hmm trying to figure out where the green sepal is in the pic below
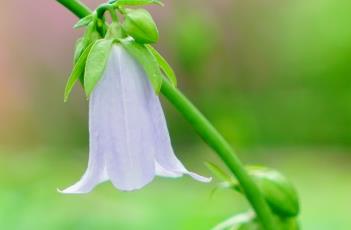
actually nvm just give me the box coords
[64,43,94,102]
[147,45,177,86]
[84,39,114,96]
[73,14,94,29]
[246,166,300,218]
[122,9,159,44]
[120,39,163,93]
[110,0,164,6]
[74,20,101,64]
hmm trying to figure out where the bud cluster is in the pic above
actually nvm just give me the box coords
[64,0,177,102]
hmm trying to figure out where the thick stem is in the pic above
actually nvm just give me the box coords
[56,1,276,229]
[57,0,91,18]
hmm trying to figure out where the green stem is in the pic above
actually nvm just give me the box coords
[161,81,275,229]
[56,1,276,229]
[57,0,91,18]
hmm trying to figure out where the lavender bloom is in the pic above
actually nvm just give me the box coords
[61,45,210,193]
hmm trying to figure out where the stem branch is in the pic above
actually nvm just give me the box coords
[56,1,276,229]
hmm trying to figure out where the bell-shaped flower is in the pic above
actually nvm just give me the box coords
[61,45,210,193]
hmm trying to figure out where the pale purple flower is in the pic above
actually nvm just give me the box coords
[61,45,210,193]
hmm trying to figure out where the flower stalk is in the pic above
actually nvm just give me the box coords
[56,0,276,229]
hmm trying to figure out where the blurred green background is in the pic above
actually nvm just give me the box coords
[0,0,350,229]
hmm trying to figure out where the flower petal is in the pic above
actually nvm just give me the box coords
[146,85,211,183]
[93,46,156,191]
[59,90,109,194]
[155,161,182,178]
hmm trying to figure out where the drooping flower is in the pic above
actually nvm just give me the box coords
[61,45,210,193]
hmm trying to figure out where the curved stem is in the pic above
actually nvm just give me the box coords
[161,81,275,229]
[56,1,276,229]
[96,3,118,22]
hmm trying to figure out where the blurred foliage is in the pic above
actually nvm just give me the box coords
[165,0,351,149]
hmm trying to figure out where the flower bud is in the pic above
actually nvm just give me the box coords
[105,22,124,40]
[122,9,159,44]
[247,166,300,218]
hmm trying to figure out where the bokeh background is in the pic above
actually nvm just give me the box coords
[0,0,350,229]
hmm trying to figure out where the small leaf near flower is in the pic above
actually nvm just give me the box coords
[147,45,177,87]
[73,37,84,64]
[84,39,114,96]
[111,0,164,6]
[74,21,101,64]
[122,9,159,44]
[120,39,163,93]
[64,43,94,102]
[73,14,94,29]
[205,162,233,183]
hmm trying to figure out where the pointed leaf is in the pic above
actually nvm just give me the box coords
[74,14,94,29]
[120,39,163,93]
[74,21,101,64]
[73,37,84,64]
[64,43,94,102]
[84,39,113,96]
[205,162,234,182]
[111,0,164,6]
[147,45,177,86]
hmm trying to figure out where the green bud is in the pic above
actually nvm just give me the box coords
[247,166,300,218]
[122,9,159,44]
[105,22,125,40]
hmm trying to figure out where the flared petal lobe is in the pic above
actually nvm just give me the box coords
[59,90,108,194]
[147,90,211,182]
[61,45,209,194]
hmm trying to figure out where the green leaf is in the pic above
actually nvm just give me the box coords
[120,39,163,93]
[205,162,233,182]
[111,0,164,6]
[84,39,113,96]
[73,38,84,64]
[147,45,177,86]
[122,9,159,44]
[74,14,94,29]
[74,21,101,64]
[64,43,94,102]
